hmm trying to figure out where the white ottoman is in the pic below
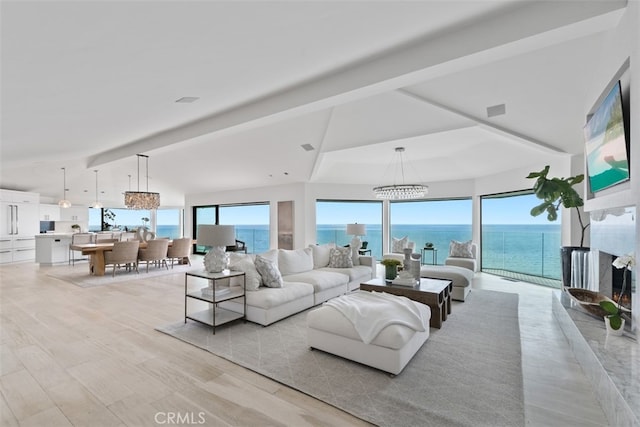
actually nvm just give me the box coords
[306,299,431,375]
[420,265,474,301]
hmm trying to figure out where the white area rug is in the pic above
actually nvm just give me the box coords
[157,289,524,427]
[47,262,202,287]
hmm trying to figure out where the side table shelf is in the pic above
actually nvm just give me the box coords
[185,270,246,334]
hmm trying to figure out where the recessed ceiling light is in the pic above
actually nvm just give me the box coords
[301,143,315,151]
[487,103,506,117]
[175,97,199,103]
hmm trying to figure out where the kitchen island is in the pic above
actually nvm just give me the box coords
[35,234,73,265]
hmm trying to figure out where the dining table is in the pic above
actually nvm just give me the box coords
[69,240,189,276]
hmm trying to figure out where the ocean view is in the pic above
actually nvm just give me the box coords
[116,223,562,281]
[317,223,562,280]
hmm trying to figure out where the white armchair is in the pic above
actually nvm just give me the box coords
[382,237,416,263]
[444,241,478,272]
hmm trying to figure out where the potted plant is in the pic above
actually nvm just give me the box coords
[380,258,402,281]
[141,217,150,229]
[425,242,434,249]
[71,224,81,233]
[599,254,635,335]
[526,165,590,287]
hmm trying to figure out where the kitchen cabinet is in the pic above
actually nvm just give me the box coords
[60,206,89,223]
[0,189,40,263]
[39,204,61,221]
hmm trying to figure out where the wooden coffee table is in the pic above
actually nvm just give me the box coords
[359,277,453,328]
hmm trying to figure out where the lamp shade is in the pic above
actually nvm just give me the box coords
[346,223,366,236]
[197,225,236,247]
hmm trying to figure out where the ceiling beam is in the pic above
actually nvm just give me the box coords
[395,88,566,155]
[88,0,625,168]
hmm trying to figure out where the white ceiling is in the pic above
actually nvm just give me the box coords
[0,0,628,207]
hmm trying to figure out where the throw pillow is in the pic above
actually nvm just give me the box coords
[278,248,314,276]
[254,255,284,288]
[228,253,260,291]
[328,247,353,268]
[310,243,336,268]
[449,240,474,258]
[391,236,408,253]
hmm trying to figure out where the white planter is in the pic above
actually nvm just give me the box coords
[604,316,625,336]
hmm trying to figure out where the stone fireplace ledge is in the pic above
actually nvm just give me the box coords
[553,290,639,427]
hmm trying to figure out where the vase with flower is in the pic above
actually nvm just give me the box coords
[599,253,635,336]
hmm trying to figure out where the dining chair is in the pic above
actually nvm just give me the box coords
[166,237,192,268]
[138,239,170,272]
[95,233,115,243]
[69,233,93,265]
[104,241,140,277]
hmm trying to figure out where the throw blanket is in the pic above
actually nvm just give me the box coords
[324,291,425,344]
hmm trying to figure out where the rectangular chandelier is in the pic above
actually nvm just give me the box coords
[124,191,160,210]
[124,154,160,209]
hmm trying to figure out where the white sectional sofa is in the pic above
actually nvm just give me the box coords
[220,244,375,326]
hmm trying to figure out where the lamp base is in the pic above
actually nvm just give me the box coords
[203,246,229,273]
[350,236,361,264]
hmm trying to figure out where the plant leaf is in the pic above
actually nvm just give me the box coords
[599,300,618,315]
[608,315,622,330]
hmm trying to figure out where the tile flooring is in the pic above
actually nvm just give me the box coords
[0,260,609,426]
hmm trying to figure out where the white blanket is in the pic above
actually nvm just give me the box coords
[324,291,425,344]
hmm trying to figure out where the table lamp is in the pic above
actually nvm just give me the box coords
[198,225,236,273]
[346,223,366,264]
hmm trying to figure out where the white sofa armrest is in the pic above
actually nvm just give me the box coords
[357,255,376,279]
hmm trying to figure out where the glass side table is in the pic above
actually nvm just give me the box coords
[421,248,438,265]
[185,270,246,334]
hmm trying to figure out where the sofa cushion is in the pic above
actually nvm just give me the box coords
[328,247,353,268]
[278,248,313,276]
[319,265,372,282]
[282,270,348,293]
[246,281,314,309]
[392,236,408,253]
[228,252,260,291]
[259,248,279,265]
[255,255,284,288]
[449,240,474,258]
[310,243,336,268]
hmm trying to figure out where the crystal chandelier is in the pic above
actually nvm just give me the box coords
[124,154,160,209]
[373,147,428,200]
[91,170,103,209]
[58,167,71,208]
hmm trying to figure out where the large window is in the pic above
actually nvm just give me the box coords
[481,191,561,286]
[157,209,182,239]
[316,200,383,259]
[390,199,472,265]
[88,208,152,232]
[193,203,269,254]
[219,204,269,254]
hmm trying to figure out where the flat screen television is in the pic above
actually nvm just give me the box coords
[583,81,630,193]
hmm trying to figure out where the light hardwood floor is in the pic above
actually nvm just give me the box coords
[1,260,609,426]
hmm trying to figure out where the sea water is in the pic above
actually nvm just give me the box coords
[147,223,563,280]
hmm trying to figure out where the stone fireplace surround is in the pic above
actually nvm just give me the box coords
[553,206,638,426]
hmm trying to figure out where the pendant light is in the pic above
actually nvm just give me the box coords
[91,170,103,209]
[58,167,71,208]
[373,147,428,199]
[124,154,160,209]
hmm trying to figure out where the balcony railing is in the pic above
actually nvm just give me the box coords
[482,230,561,287]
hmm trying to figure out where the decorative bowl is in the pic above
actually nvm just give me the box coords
[565,288,630,319]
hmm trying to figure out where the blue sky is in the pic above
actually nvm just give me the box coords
[316,194,558,225]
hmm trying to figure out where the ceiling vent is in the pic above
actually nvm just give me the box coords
[486,103,506,118]
[300,144,315,151]
[175,97,199,103]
